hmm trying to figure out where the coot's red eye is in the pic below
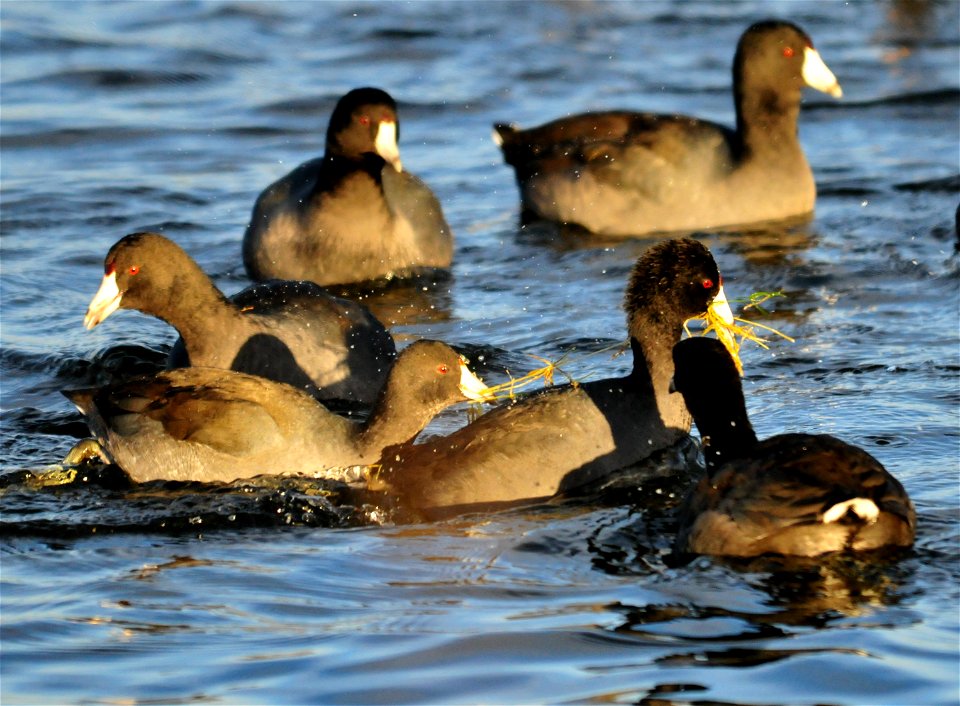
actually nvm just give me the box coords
[129,265,140,275]
[358,115,371,126]
[701,278,714,289]
[782,46,795,58]
[437,364,449,374]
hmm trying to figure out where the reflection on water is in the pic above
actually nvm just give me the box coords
[708,219,817,267]
[128,554,222,581]
[882,0,946,44]
[327,271,455,330]
[744,553,917,623]
[1,0,958,703]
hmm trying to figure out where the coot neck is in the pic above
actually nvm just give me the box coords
[693,400,758,472]
[733,75,805,161]
[323,152,386,183]
[149,257,234,361]
[627,310,690,430]
[356,378,445,456]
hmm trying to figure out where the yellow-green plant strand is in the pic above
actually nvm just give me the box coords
[477,293,792,401]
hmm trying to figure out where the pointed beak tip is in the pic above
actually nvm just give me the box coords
[463,386,496,403]
[83,304,107,330]
[375,120,403,172]
[802,46,842,99]
[84,272,122,330]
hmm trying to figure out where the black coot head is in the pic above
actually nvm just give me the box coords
[84,232,188,328]
[735,20,842,98]
[326,87,401,164]
[380,340,489,412]
[623,238,724,326]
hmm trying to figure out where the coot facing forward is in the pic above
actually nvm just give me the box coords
[244,87,453,286]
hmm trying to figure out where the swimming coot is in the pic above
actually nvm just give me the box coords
[494,20,842,236]
[65,340,491,484]
[85,231,396,405]
[373,238,735,515]
[670,337,915,557]
[243,87,453,286]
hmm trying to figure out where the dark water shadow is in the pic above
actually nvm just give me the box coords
[0,465,373,538]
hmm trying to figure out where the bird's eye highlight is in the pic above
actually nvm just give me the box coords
[358,115,371,126]
[437,364,449,374]
[129,265,140,275]
[782,46,795,58]
[701,278,714,289]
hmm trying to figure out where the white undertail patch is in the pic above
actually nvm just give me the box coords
[822,497,879,524]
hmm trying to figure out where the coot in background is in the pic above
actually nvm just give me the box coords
[85,232,396,405]
[243,87,454,286]
[495,20,842,235]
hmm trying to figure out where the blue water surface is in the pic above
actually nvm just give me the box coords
[1,1,958,704]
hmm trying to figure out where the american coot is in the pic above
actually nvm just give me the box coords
[494,20,843,236]
[85,232,396,405]
[670,337,915,557]
[65,340,491,484]
[243,87,453,286]
[373,238,735,515]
